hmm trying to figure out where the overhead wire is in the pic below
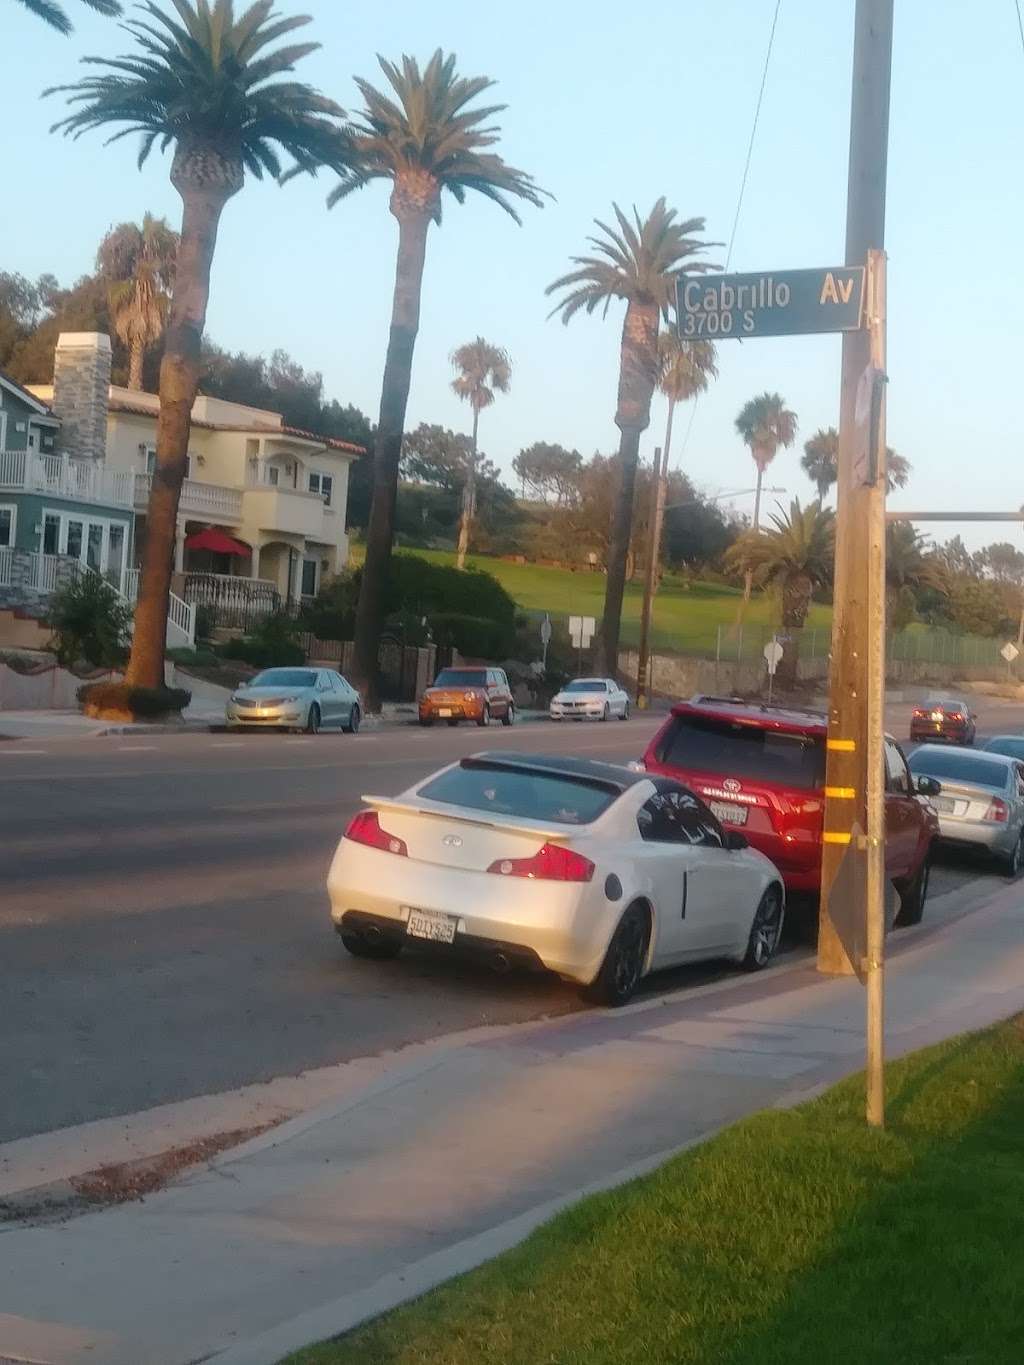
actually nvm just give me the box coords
[672,0,782,472]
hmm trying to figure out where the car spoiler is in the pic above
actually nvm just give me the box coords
[360,794,575,841]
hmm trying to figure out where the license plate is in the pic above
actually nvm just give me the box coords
[709,801,748,826]
[438,708,452,717]
[931,795,955,812]
[405,908,458,944]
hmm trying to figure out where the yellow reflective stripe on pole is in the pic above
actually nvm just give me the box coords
[825,786,857,799]
[827,738,857,752]
[823,831,853,845]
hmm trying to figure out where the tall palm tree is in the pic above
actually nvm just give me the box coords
[48,0,349,695]
[450,337,511,570]
[330,51,546,705]
[801,426,838,502]
[15,0,119,35]
[735,392,798,530]
[727,498,835,690]
[96,213,178,390]
[801,426,911,501]
[657,332,717,472]
[547,200,717,675]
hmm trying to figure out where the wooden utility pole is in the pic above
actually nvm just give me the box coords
[636,447,665,707]
[817,0,894,1130]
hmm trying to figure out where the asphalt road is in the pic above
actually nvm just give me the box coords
[3,694,1021,1145]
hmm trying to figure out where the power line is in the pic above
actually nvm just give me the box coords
[1015,0,1024,56]
[673,0,782,470]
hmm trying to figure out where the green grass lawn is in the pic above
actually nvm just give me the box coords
[350,546,832,657]
[290,1015,1024,1365]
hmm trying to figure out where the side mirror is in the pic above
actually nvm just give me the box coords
[916,775,941,797]
[970,712,979,721]
[725,830,749,852]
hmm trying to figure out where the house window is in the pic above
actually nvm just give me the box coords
[267,465,280,487]
[43,514,60,555]
[146,447,191,477]
[0,505,14,547]
[301,558,318,597]
[308,472,333,506]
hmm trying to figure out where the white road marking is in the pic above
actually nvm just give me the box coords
[116,745,158,752]
[0,748,47,755]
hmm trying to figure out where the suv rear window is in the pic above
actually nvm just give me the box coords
[434,669,487,687]
[417,763,615,825]
[656,713,825,790]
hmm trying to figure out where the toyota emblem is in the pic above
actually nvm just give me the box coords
[442,834,463,848]
[723,778,742,793]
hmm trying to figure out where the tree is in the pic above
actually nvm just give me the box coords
[96,214,178,390]
[657,332,717,470]
[735,392,798,531]
[800,426,911,501]
[332,50,546,707]
[49,0,350,694]
[400,422,473,490]
[886,521,941,629]
[450,337,511,569]
[512,442,582,504]
[547,199,717,674]
[15,0,119,35]
[801,426,838,501]
[727,498,835,689]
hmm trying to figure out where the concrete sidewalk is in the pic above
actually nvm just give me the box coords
[2,886,1023,1365]
[0,706,221,739]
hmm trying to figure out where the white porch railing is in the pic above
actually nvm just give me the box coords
[0,450,134,508]
[0,545,12,587]
[122,567,195,649]
[134,472,243,522]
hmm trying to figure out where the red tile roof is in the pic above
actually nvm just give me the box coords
[106,395,365,455]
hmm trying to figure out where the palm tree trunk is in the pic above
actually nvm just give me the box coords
[656,398,676,592]
[125,167,237,691]
[742,464,765,606]
[353,208,431,707]
[601,300,658,676]
[128,337,145,391]
[455,406,479,570]
[776,571,811,691]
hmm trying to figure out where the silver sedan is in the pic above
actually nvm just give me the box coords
[908,744,1024,875]
[550,677,631,722]
[225,667,362,735]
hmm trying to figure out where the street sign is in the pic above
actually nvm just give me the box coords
[540,614,552,646]
[677,266,866,341]
[569,615,595,649]
[1001,642,1019,663]
[763,639,784,676]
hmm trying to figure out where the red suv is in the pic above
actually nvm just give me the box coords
[643,697,938,925]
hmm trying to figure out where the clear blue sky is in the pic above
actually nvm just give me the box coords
[3,0,1021,549]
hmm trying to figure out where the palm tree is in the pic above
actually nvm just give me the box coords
[735,392,798,530]
[801,427,911,501]
[96,214,178,390]
[450,337,511,570]
[801,426,838,502]
[48,0,349,694]
[886,519,941,629]
[547,200,717,675]
[331,51,546,706]
[727,498,835,690]
[657,332,717,473]
[16,0,119,35]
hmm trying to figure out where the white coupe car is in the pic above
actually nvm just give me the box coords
[550,677,631,721]
[328,753,785,1006]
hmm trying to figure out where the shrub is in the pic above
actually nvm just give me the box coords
[428,612,516,661]
[193,603,216,643]
[77,681,192,719]
[47,571,133,669]
[222,611,304,667]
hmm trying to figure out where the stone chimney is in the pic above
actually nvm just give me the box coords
[52,332,112,463]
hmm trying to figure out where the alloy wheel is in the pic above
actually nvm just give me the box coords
[751,890,783,966]
[611,913,645,999]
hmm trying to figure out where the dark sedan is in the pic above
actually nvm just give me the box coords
[909,697,977,746]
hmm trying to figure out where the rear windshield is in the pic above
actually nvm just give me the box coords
[984,738,1024,760]
[908,750,1010,788]
[249,669,316,688]
[417,763,616,825]
[434,670,487,687]
[656,714,825,791]
[565,680,606,693]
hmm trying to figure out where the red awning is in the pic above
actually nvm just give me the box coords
[185,528,251,557]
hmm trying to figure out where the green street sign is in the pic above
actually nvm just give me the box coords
[676,266,866,340]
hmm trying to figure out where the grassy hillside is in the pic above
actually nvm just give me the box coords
[349,545,832,657]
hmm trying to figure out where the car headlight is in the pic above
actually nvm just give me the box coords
[281,695,300,703]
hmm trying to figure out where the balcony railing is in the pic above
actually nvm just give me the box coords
[183,572,280,632]
[134,472,243,523]
[0,450,134,508]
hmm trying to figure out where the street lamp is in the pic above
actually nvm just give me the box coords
[634,486,786,707]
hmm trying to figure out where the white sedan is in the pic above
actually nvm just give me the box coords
[550,677,631,722]
[328,753,785,1006]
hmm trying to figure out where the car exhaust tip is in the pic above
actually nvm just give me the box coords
[364,924,384,945]
[492,951,512,974]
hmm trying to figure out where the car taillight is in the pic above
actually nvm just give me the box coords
[487,843,595,882]
[344,809,408,855]
[984,798,1010,824]
[464,691,478,701]
[913,708,927,718]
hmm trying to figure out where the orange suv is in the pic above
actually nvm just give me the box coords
[418,666,515,728]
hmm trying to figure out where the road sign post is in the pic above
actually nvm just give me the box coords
[540,613,552,669]
[763,637,784,702]
[569,615,595,675]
